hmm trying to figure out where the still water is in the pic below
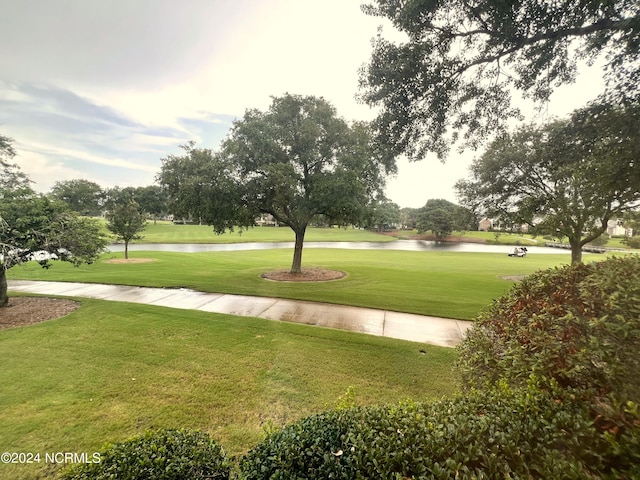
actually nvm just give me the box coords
[108,240,570,255]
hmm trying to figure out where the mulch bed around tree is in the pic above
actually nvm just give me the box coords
[0,297,80,329]
[261,268,346,282]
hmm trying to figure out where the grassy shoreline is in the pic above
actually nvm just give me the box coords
[127,223,397,244]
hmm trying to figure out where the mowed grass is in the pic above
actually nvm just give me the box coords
[133,222,396,244]
[0,298,457,480]
[8,249,576,320]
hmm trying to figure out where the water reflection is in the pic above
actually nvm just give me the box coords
[108,240,571,255]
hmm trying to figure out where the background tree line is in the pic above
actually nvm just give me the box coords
[48,180,168,223]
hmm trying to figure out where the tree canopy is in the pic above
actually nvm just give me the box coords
[358,0,640,159]
[158,94,395,273]
[367,198,401,232]
[49,179,105,216]
[0,136,107,306]
[0,133,16,168]
[106,199,147,259]
[416,199,474,240]
[105,185,168,223]
[0,133,31,194]
[455,100,640,263]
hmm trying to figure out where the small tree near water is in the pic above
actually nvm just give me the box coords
[106,200,146,259]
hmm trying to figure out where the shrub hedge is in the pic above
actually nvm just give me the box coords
[240,379,613,479]
[59,429,230,480]
[457,256,640,401]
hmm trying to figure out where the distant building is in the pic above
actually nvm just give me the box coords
[255,214,278,227]
[606,219,633,237]
[478,217,529,233]
[478,217,493,231]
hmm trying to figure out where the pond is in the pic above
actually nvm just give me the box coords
[108,240,571,255]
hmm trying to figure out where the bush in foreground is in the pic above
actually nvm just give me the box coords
[240,379,612,479]
[456,255,640,475]
[60,429,230,480]
[457,256,640,406]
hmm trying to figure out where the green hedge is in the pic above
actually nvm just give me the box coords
[60,429,230,480]
[240,379,614,479]
[457,256,640,397]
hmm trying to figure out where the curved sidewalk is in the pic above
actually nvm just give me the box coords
[8,280,473,348]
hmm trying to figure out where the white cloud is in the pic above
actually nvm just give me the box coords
[14,150,95,193]
[0,0,611,206]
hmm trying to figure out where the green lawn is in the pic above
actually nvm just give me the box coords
[128,222,396,244]
[0,298,457,480]
[453,230,540,245]
[5,247,627,479]
[8,249,577,320]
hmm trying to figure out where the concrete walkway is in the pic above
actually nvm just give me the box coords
[8,280,473,348]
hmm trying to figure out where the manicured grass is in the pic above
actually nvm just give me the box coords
[602,236,634,249]
[0,298,457,480]
[453,230,540,245]
[8,249,577,320]
[395,229,540,246]
[133,222,396,244]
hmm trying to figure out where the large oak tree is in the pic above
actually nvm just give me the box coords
[358,0,640,159]
[158,94,395,273]
[455,100,640,263]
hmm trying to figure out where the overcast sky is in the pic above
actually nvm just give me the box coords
[0,0,606,208]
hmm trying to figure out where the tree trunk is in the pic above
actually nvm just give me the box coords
[569,238,583,264]
[0,267,8,307]
[290,228,306,274]
[125,241,129,260]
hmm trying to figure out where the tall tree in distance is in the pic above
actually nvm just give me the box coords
[358,0,640,159]
[0,133,16,169]
[367,198,401,232]
[104,185,167,224]
[50,179,105,216]
[134,185,167,224]
[416,199,472,241]
[106,200,147,259]
[456,100,640,264]
[399,207,420,230]
[158,94,395,273]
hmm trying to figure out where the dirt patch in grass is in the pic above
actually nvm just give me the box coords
[500,275,527,281]
[104,258,157,264]
[0,297,80,329]
[261,268,346,282]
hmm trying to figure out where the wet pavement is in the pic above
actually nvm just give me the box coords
[9,280,473,348]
